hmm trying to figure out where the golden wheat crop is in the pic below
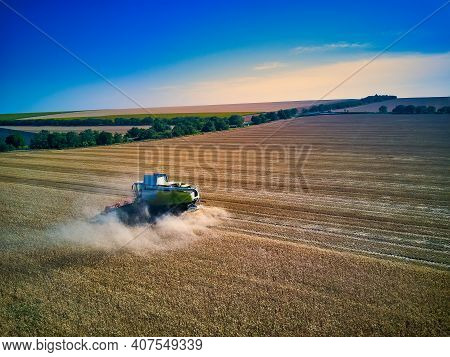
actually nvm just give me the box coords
[0,114,449,336]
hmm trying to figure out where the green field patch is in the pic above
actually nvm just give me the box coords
[28,112,255,121]
[0,111,76,122]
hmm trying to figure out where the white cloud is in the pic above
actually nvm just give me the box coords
[293,42,369,54]
[252,61,286,71]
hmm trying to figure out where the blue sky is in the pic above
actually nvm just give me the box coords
[0,0,449,113]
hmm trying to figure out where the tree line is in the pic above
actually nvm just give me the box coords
[0,114,244,127]
[1,115,245,151]
[128,115,244,141]
[0,134,26,152]
[29,129,126,149]
[250,108,298,124]
[249,95,398,123]
[388,105,450,114]
[301,95,397,114]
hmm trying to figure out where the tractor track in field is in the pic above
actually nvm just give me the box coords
[0,174,128,198]
[217,226,450,270]
[225,211,450,249]
[205,195,450,231]
[223,217,449,264]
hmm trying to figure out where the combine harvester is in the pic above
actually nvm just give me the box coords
[103,173,200,225]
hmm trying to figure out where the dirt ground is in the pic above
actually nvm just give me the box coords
[0,114,449,336]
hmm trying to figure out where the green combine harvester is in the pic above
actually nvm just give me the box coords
[103,173,200,224]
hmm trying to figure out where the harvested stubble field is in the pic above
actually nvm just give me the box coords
[0,114,449,336]
[20,99,340,120]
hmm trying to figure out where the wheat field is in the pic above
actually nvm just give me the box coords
[0,114,449,336]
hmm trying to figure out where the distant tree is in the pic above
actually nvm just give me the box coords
[181,123,197,135]
[277,109,288,119]
[228,115,244,127]
[0,138,14,152]
[251,115,261,125]
[172,125,186,137]
[317,104,328,112]
[127,127,142,138]
[5,134,25,148]
[66,131,80,147]
[266,112,278,121]
[392,105,405,114]
[202,120,216,132]
[404,105,415,114]
[288,108,298,117]
[48,132,68,149]
[256,114,268,123]
[437,106,450,114]
[30,130,50,149]
[141,117,154,125]
[157,130,173,139]
[414,106,427,114]
[127,127,153,141]
[79,129,97,146]
[152,118,170,132]
[113,132,124,143]
[96,131,113,145]
[393,105,416,114]
[426,106,436,114]
[142,128,158,140]
[213,117,229,131]
[378,105,387,113]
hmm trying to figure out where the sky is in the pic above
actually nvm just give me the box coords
[0,0,449,113]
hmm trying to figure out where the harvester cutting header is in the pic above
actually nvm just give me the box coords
[103,173,200,224]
